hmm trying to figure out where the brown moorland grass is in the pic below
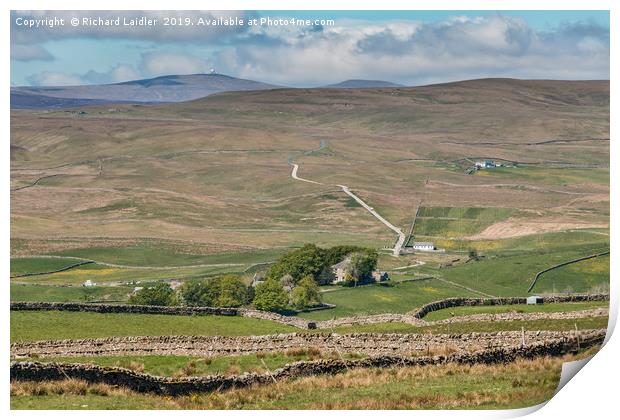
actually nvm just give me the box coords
[11,348,599,410]
[11,80,609,263]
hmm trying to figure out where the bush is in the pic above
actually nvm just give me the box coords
[253,279,289,312]
[179,275,251,307]
[129,282,177,306]
[266,244,325,283]
[290,275,322,309]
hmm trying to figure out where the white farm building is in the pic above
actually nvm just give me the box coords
[412,242,435,252]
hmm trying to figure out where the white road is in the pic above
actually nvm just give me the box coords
[289,141,406,257]
[290,163,323,185]
[338,185,406,257]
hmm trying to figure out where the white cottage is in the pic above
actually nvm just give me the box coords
[412,242,435,252]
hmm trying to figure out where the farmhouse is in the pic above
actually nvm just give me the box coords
[372,270,389,282]
[251,273,265,288]
[331,258,351,283]
[475,159,496,169]
[412,242,435,252]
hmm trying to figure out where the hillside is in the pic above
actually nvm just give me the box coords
[10,78,609,293]
[10,73,281,108]
[325,79,404,88]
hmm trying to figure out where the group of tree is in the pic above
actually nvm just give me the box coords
[179,275,253,307]
[128,243,378,312]
[127,272,322,313]
[129,282,178,306]
[266,243,378,286]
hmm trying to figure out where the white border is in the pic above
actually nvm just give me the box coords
[3,1,616,419]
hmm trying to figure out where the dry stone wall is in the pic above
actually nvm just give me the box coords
[430,308,609,325]
[10,293,609,330]
[10,330,605,396]
[11,330,604,358]
[410,294,609,319]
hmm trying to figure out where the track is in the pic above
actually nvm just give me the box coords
[338,185,406,256]
[290,163,323,185]
[289,140,406,256]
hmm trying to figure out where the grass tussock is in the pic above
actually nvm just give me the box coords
[11,350,598,410]
[11,379,129,398]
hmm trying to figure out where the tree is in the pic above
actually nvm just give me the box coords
[179,279,217,306]
[350,251,378,281]
[215,275,252,307]
[468,249,479,261]
[290,275,322,309]
[316,265,335,286]
[280,274,295,291]
[266,244,326,283]
[253,279,289,312]
[179,275,250,307]
[323,245,369,266]
[341,250,378,287]
[129,282,177,306]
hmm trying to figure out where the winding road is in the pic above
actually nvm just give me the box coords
[290,163,323,185]
[289,141,406,256]
[338,185,406,257]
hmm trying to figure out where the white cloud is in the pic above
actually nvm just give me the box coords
[17,14,610,87]
[26,71,83,86]
[213,15,609,86]
[11,10,255,44]
[11,44,53,61]
[138,52,210,77]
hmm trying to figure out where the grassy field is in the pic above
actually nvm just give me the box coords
[10,311,297,343]
[10,284,134,303]
[11,80,609,280]
[330,317,608,335]
[10,262,243,286]
[440,245,610,296]
[410,206,515,239]
[532,254,610,294]
[11,310,607,342]
[11,350,598,409]
[21,350,344,378]
[298,279,482,320]
[10,257,85,276]
[422,301,608,321]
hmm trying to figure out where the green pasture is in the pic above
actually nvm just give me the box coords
[422,301,607,322]
[440,248,608,297]
[10,284,134,303]
[10,311,297,343]
[532,254,610,294]
[297,279,483,321]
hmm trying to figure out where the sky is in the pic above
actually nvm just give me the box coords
[10,10,610,87]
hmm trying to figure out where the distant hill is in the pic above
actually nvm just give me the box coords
[325,79,404,88]
[10,91,139,109]
[11,74,282,109]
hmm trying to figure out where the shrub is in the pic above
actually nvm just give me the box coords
[128,282,177,306]
[253,279,289,312]
[266,244,325,282]
[179,275,251,307]
[290,275,322,309]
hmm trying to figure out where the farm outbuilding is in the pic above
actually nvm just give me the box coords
[412,242,435,251]
[527,296,544,305]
